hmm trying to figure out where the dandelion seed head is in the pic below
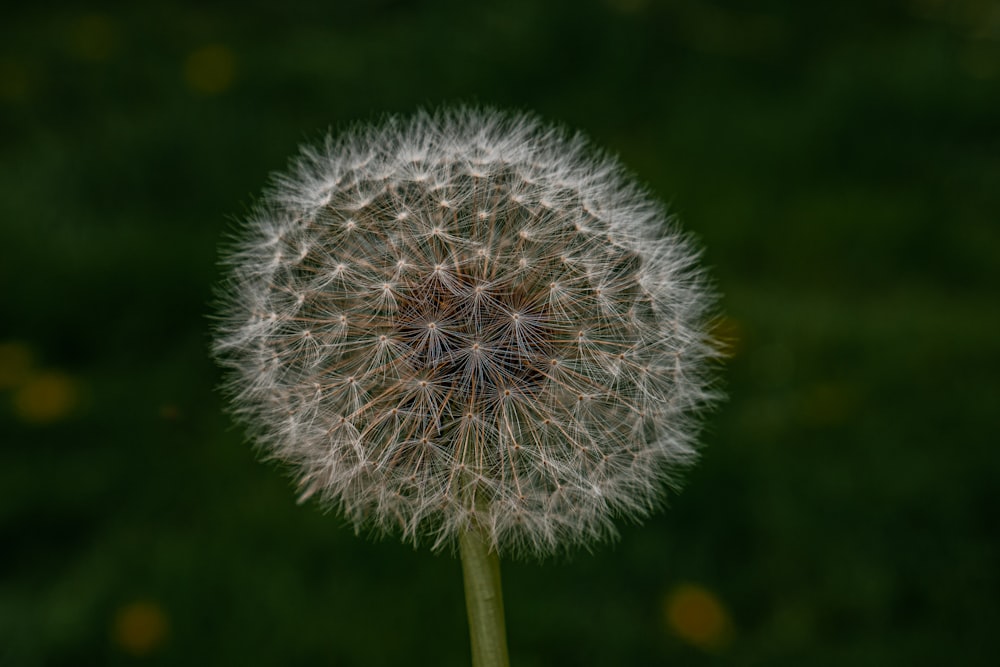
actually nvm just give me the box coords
[213,107,721,558]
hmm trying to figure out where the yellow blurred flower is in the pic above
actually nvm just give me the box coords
[0,59,30,103]
[112,600,170,656]
[13,371,79,423]
[184,45,235,94]
[664,583,733,650]
[67,14,118,62]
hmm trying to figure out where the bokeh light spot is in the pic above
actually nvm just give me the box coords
[184,45,235,94]
[159,403,181,421]
[664,583,732,650]
[0,341,33,389]
[962,43,1000,79]
[13,372,78,423]
[67,14,118,62]
[112,601,169,656]
[0,59,30,103]
[803,382,857,426]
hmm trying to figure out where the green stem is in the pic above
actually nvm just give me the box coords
[459,529,511,667]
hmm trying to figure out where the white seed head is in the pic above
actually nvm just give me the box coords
[213,107,721,558]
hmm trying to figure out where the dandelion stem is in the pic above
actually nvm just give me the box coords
[459,529,510,667]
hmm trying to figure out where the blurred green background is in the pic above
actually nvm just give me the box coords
[2,1,998,665]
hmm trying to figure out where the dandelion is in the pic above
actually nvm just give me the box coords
[213,107,720,666]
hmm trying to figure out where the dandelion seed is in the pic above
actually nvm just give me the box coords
[213,107,721,560]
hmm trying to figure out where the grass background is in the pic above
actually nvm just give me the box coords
[2,1,998,665]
